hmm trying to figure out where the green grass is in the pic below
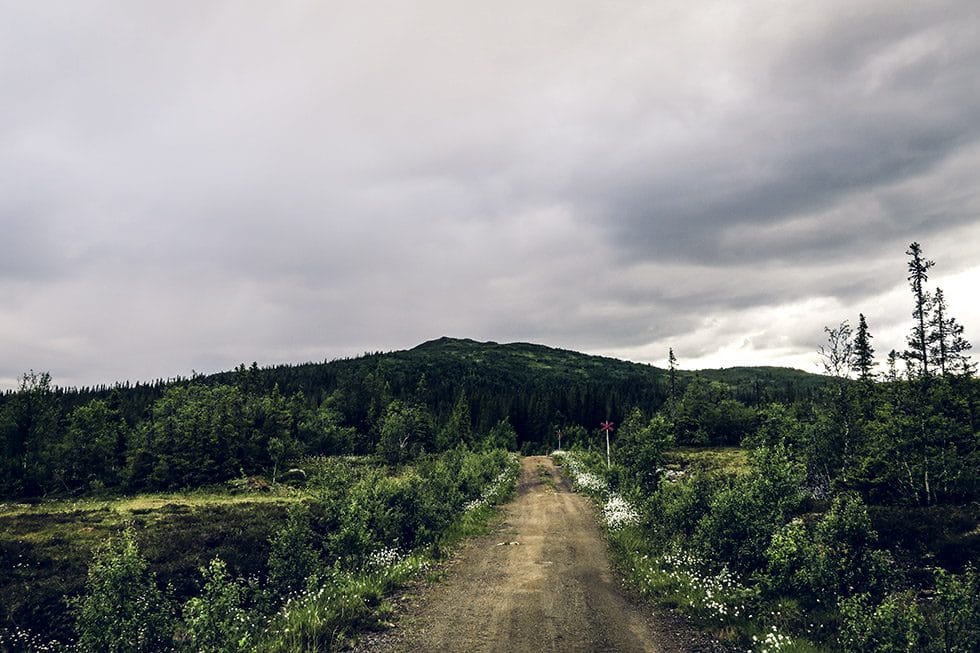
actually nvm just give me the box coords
[0,491,299,519]
[536,463,557,491]
[666,446,750,475]
[0,493,293,644]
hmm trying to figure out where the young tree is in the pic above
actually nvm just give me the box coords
[851,314,876,382]
[673,377,742,445]
[1,371,61,495]
[59,399,126,491]
[485,418,518,451]
[297,394,356,455]
[819,321,854,378]
[182,558,255,653]
[885,349,901,383]
[668,348,678,407]
[905,242,935,377]
[615,408,673,492]
[377,400,434,464]
[439,392,473,450]
[267,505,319,597]
[929,288,974,377]
[73,529,175,652]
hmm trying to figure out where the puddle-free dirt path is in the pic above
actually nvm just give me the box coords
[357,455,713,652]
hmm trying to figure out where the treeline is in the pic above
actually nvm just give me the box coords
[608,241,980,506]
[798,241,979,504]
[0,373,514,497]
[0,337,824,498]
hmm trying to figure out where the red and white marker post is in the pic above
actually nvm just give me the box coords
[600,421,615,468]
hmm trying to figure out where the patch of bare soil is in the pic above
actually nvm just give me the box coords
[355,456,723,652]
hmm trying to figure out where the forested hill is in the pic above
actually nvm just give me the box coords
[0,336,834,497]
[165,337,826,428]
[2,336,828,451]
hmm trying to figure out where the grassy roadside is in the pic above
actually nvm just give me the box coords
[256,454,522,651]
[1,452,522,652]
[552,449,825,653]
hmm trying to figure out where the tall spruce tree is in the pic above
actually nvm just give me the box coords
[851,313,876,381]
[905,242,935,377]
[930,288,952,376]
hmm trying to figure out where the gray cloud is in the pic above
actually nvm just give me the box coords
[2,1,979,388]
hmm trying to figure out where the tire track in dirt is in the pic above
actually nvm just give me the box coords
[357,455,716,652]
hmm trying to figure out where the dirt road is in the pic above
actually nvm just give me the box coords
[357,455,716,653]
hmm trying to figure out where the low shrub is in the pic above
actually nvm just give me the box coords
[267,504,320,596]
[839,591,927,653]
[766,493,895,606]
[181,557,258,652]
[72,529,175,653]
[932,566,979,653]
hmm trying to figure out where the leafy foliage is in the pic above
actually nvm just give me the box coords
[73,529,175,653]
[181,558,256,653]
[614,409,673,493]
[839,591,928,653]
[266,505,319,597]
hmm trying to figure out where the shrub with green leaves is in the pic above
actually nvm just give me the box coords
[73,528,175,653]
[839,591,927,653]
[765,517,814,596]
[932,566,979,653]
[643,471,716,543]
[693,445,804,573]
[267,505,320,597]
[766,493,894,605]
[614,409,673,494]
[181,557,256,653]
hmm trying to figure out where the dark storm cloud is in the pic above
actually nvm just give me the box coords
[1,1,979,387]
[568,2,980,265]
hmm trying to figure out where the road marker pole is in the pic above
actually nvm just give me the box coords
[600,421,615,468]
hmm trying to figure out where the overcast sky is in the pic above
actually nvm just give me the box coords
[3,1,980,390]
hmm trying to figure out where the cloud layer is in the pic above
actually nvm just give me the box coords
[2,1,979,388]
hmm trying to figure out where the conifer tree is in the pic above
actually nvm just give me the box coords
[851,314,876,382]
[928,288,974,377]
[885,349,900,383]
[904,242,935,377]
[441,392,473,449]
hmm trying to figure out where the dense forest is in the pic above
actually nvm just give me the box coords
[0,335,825,498]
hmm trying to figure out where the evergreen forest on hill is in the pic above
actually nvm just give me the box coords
[0,334,826,497]
[0,242,977,652]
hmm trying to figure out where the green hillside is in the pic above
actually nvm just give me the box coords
[0,336,831,498]
[200,336,828,441]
